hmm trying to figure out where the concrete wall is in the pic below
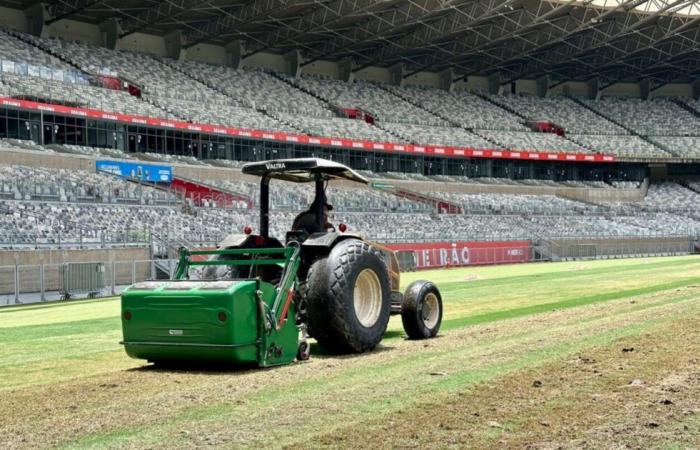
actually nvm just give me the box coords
[0,146,647,203]
[453,75,489,92]
[404,71,441,89]
[650,83,694,99]
[186,43,227,65]
[0,6,27,32]
[601,82,641,98]
[117,32,167,56]
[354,66,392,84]
[302,60,340,79]
[550,81,590,97]
[515,79,538,96]
[46,19,101,46]
[242,51,287,73]
[378,178,646,203]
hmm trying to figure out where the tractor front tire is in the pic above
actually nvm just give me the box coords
[401,280,443,339]
[304,239,391,353]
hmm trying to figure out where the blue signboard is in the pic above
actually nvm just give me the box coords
[96,160,173,183]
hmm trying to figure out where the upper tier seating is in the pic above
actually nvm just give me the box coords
[0,29,698,159]
[0,29,73,70]
[487,94,628,135]
[478,130,589,153]
[31,37,229,103]
[145,96,298,133]
[385,85,528,131]
[380,122,497,149]
[568,134,669,157]
[648,136,700,157]
[2,73,174,118]
[271,113,401,142]
[288,75,446,125]
[581,97,700,136]
[173,60,333,117]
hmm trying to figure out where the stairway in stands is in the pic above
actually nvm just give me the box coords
[373,83,453,126]
[670,98,700,119]
[373,184,462,214]
[374,83,504,149]
[268,71,333,110]
[567,96,677,157]
[7,30,83,73]
[170,177,253,208]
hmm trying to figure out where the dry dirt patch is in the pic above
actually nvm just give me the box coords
[305,313,700,449]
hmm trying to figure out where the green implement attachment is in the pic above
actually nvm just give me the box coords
[121,246,302,367]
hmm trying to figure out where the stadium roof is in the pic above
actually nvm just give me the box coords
[4,0,700,85]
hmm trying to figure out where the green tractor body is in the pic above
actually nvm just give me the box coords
[120,158,443,368]
[121,247,301,367]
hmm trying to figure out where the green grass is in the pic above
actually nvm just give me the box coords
[1,255,699,449]
[0,255,698,391]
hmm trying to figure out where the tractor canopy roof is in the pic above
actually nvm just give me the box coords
[242,158,368,184]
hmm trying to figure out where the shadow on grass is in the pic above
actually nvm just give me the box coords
[125,340,399,373]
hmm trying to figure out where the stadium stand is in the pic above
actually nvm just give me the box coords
[581,97,700,136]
[173,60,333,117]
[270,112,400,142]
[286,75,447,125]
[477,130,587,153]
[0,29,699,159]
[484,93,627,135]
[0,155,696,249]
[379,122,496,149]
[0,165,178,205]
[385,85,528,131]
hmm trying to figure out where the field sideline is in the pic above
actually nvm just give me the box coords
[1,255,699,449]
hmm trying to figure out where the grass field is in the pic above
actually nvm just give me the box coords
[1,255,699,449]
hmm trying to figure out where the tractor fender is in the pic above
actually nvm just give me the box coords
[217,234,283,249]
[301,233,399,292]
[300,231,363,248]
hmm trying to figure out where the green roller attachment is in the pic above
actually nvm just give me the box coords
[121,245,302,367]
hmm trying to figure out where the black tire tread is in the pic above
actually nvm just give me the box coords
[304,239,391,353]
[401,280,442,339]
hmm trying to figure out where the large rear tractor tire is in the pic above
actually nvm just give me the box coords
[304,239,391,353]
[401,280,443,339]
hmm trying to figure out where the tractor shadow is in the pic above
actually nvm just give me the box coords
[128,362,261,374]
[125,331,408,373]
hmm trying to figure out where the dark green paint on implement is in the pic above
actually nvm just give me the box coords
[121,246,302,367]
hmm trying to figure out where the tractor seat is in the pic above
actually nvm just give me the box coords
[285,230,309,244]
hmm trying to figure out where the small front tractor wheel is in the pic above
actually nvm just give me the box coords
[304,239,391,353]
[296,341,310,361]
[401,280,443,339]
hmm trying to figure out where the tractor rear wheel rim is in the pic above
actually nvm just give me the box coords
[422,293,439,329]
[353,268,382,328]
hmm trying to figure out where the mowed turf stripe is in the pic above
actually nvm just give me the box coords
[439,276,700,331]
[62,295,699,449]
[4,276,696,345]
[0,296,115,314]
[0,316,119,343]
[429,257,700,290]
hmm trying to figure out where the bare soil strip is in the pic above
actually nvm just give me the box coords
[303,299,700,449]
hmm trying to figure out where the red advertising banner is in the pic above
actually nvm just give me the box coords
[385,240,532,269]
[0,96,615,163]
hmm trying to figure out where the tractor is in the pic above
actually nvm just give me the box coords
[120,158,442,367]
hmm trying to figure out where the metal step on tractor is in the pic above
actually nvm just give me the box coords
[120,158,443,367]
